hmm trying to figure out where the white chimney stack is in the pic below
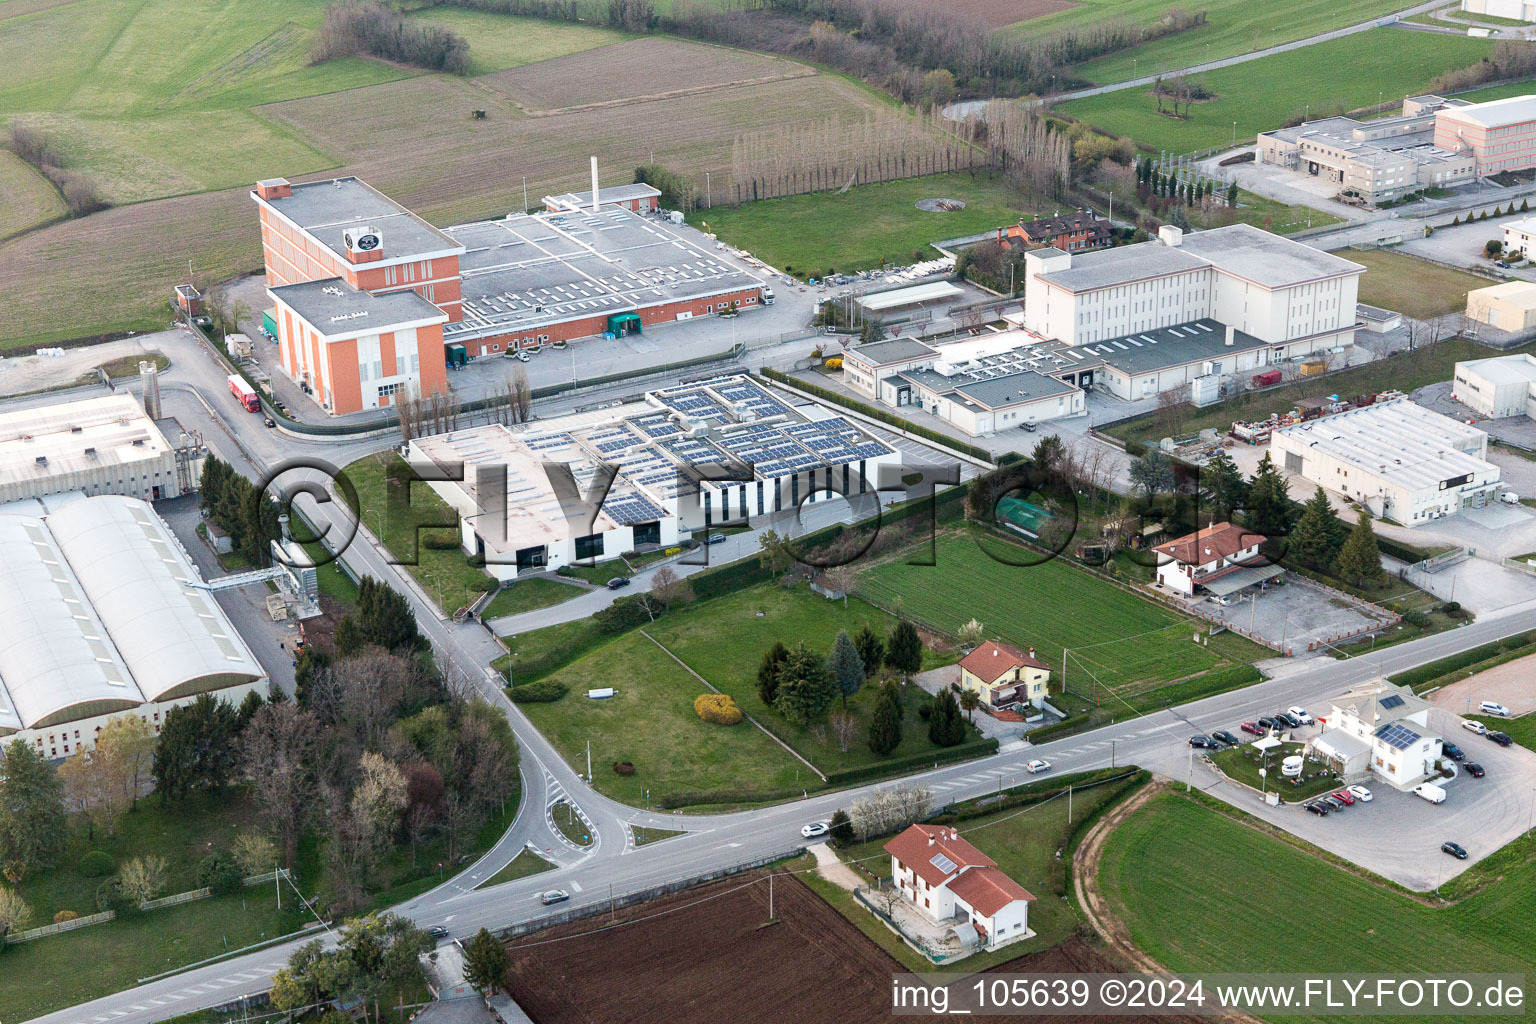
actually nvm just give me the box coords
[1225,324,1235,347]
[590,156,600,214]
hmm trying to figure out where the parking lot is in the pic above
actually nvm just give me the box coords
[1194,574,1394,655]
[1202,706,1536,891]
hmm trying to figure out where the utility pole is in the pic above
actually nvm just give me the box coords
[1187,746,1193,793]
[522,176,527,214]
[1068,785,1073,824]
[586,740,592,783]
[1111,739,1116,768]
[706,171,711,210]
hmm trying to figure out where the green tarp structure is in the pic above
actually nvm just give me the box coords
[608,313,642,336]
[996,495,1053,536]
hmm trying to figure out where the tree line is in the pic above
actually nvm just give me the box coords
[314,1,472,74]
[5,125,108,218]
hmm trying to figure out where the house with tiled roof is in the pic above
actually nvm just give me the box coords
[1152,521,1279,599]
[957,641,1051,711]
[1000,210,1111,253]
[1310,679,1442,787]
[884,824,1035,951]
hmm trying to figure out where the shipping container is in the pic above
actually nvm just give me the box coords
[1251,369,1282,388]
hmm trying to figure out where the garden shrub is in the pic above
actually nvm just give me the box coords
[613,761,635,776]
[508,680,569,703]
[53,910,79,924]
[196,852,243,896]
[78,851,114,878]
[694,693,743,725]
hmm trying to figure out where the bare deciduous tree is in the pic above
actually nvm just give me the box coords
[829,708,857,753]
[238,703,319,869]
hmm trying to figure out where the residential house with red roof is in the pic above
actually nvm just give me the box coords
[884,824,1035,951]
[958,641,1051,711]
[1151,521,1280,600]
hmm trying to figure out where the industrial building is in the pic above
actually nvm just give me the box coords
[1453,351,1536,416]
[1021,225,1364,374]
[0,394,203,505]
[1270,399,1502,525]
[0,494,267,758]
[252,173,764,416]
[1465,280,1536,334]
[410,374,900,580]
[543,182,660,214]
[1257,94,1536,204]
[1463,0,1536,20]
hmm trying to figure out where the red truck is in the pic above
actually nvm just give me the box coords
[227,373,260,412]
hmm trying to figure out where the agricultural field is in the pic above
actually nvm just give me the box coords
[1350,247,1494,320]
[856,530,1261,696]
[1057,30,1493,152]
[690,172,1033,277]
[1098,791,1536,1017]
[482,36,808,112]
[951,0,1081,28]
[0,148,65,240]
[1454,80,1536,104]
[401,5,630,76]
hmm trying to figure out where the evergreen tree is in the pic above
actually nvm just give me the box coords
[0,739,67,873]
[1129,449,1176,501]
[237,689,265,731]
[773,643,838,726]
[757,641,789,706]
[1290,486,1346,569]
[1031,433,1067,472]
[927,690,966,747]
[153,694,239,802]
[828,809,855,844]
[852,625,884,676]
[336,577,427,657]
[829,631,865,708]
[461,927,512,996]
[885,621,923,682]
[867,684,903,755]
[1244,452,1296,540]
[1336,508,1387,588]
[1198,451,1249,522]
[881,679,905,722]
[1226,182,1238,207]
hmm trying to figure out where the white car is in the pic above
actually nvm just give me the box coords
[800,821,829,839]
[1464,719,1488,736]
[1480,701,1511,718]
[1025,759,1052,774]
[1287,706,1315,725]
[1346,785,1373,803]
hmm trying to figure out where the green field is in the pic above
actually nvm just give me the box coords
[477,850,556,889]
[856,530,1260,696]
[1099,792,1536,1021]
[338,451,493,616]
[483,576,584,619]
[1352,248,1498,320]
[1028,0,1420,86]
[690,172,1035,277]
[1453,80,1536,104]
[0,148,66,240]
[1468,713,1536,750]
[1058,30,1493,152]
[403,6,630,76]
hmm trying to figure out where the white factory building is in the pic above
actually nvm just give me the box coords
[1453,352,1536,418]
[1270,399,1502,525]
[411,374,901,580]
[0,394,202,505]
[1021,224,1364,370]
[0,494,267,758]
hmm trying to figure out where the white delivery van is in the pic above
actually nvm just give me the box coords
[1414,782,1447,804]
[761,285,775,306]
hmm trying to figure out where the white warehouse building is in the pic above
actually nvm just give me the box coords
[0,494,267,759]
[1452,352,1536,419]
[1270,399,1502,526]
[1022,224,1365,368]
[0,394,202,505]
[411,374,901,581]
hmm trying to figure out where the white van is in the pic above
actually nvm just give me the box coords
[761,285,775,306]
[1414,782,1447,804]
[1480,701,1511,717]
[1501,492,1520,506]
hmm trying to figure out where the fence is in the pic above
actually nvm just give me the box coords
[9,869,291,943]
[1413,546,1470,574]
[11,909,115,942]
[852,886,964,964]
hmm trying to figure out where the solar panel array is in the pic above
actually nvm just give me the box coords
[1378,694,1405,710]
[929,852,957,875]
[603,490,667,526]
[631,412,683,439]
[1374,723,1421,750]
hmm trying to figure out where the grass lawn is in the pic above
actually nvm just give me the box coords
[1351,248,1498,320]
[516,630,815,806]
[1008,0,1418,85]
[1209,741,1342,801]
[402,8,631,76]
[1098,791,1536,1016]
[288,514,361,606]
[856,529,1262,695]
[556,561,628,585]
[477,851,556,889]
[0,149,66,241]
[1454,79,1536,104]
[338,451,493,615]
[483,577,583,619]
[1230,188,1343,235]
[549,801,594,847]
[632,826,685,847]
[690,172,1041,277]
[1058,30,1493,152]
[0,893,304,1024]
[1104,339,1527,449]
[495,616,606,681]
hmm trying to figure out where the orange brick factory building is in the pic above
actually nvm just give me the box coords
[252,176,764,415]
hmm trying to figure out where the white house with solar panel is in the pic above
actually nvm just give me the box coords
[409,374,901,581]
[0,494,268,759]
[1311,680,1443,788]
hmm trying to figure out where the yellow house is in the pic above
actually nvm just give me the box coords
[958,641,1051,710]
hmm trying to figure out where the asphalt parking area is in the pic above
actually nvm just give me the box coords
[1202,708,1536,891]
[1193,575,1391,654]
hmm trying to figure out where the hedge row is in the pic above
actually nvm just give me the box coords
[507,680,569,703]
[932,765,1141,824]
[821,736,999,787]
[1376,537,1438,565]
[760,368,995,463]
[1389,630,1536,690]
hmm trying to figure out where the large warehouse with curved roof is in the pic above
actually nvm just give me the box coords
[0,494,266,758]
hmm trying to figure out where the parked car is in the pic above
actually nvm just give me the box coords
[1497,260,1511,268]
[1332,789,1355,806]
[1464,720,1488,736]
[1487,731,1514,747]
[540,889,570,905]
[707,533,728,545]
[1306,801,1331,816]
[606,577,631,590]
[1025,759,1052,774]
[1347,785,1373,802]
[1189,735,1220,749]
[801,821,829,839]
[1274,712,1302,729]
[1480,701,1511,718]
[1322,795,1346,812]
[1442,742,1466,761]
[1442,841,1469,860]
[263,416,276,428]
[1213,730,1240,746]
[1464,762,1486,778]
[427,925,450,940]
[1256,717,1278,731]
[1240,721,1265,736]
[1021,421,1038,432]
[1286,706,1315,725]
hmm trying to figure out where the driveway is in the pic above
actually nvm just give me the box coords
[1193,574,1394,655]
[910,665,1029,743]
